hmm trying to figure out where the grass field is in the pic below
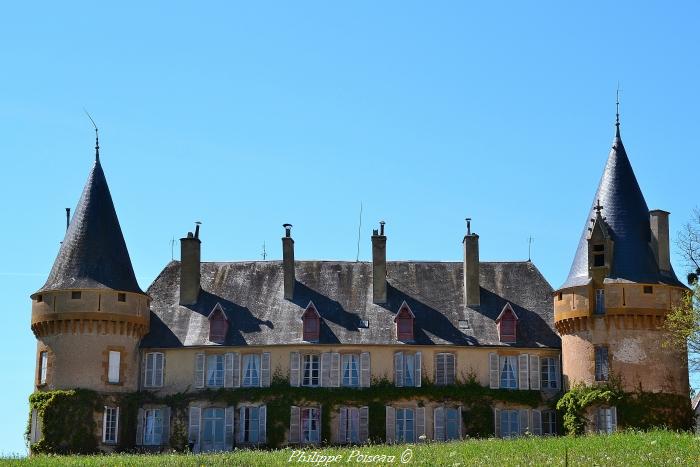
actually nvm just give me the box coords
[4,430,700,466]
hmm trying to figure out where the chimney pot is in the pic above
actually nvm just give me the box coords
[283,223,293,238]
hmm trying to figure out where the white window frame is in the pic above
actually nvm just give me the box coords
[499,409,519,438]
[540,357,557,389]
[143,408,163,445]
[302,354,320,387]
[395,408,415,443]
[301,407,320,443]
[108,351,121,384]
[144,352,164,388]
[39,351,48,385]
[435,353,455,386]
[499,356,518,389]
[242,354,261,388]
[102,406,119,444]
[206,354,225,387]
[342,354,360,387]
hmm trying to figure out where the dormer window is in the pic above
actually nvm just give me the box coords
[394,301,415,342]
[302,302,321,342]
[593,244,605,267]
[208,303,229,344]
[496,303,518,343]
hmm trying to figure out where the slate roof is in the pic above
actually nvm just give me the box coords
[142,260,559,349]
[560,126,685,289]
[35,159,144,295]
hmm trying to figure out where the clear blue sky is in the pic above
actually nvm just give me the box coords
[1,0,698,454]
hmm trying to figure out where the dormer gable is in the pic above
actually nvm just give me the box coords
[495,302,518,343]
[302,301,321,342]
[587,200,614,277]
[394,300,415,342]
[208,302,229,344]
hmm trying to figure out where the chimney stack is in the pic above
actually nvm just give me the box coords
[179,222,201,306]
[650,210,671,273]
[282,224,295,300]
[463,218,480,307]
[372,221,387,304]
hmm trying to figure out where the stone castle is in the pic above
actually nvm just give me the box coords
[27,114,690,452]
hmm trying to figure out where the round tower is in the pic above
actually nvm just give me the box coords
[554,117,689,398]
[30,140,149,393]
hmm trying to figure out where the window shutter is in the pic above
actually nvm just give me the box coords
[493,408,501,438]
[529,355,540,391]
[259,405,267,444]
[224,353,234,388]
[554,355,561,389]
[318,406,323,441]
[518,354,529,390]
[141,353,148,388]
[135,408,145,445]
[433,406,445,441]
[611,407,618,432]
[156,353,165,387]
[489,353,499,389]
[30,409,38,444]
[194,353,205,388]
[394,352,404,387]
[415,352,422,387]
[416,407,425,441]
[290,352,301,387]
[115,407,120,443]
[532,410,542,436]
[435,354,445,385]
[338,407,348,443]
[289,406,300,443]
[225,406,234,450]
[108,351,121,383]
[162,407,171,446]
[188,406,201,449]
[237,407,245,444]
[232,352,241,388]
[359,406,369,442]
[320,352,331,387]
[447,353,456,384]
[360,352,371,388]
[519,409,529,435]
[385,406,395,443]
[331,352,341,387]
[458,406,463,439]
[261,352,271,387]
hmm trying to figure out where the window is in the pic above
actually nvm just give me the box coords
[30,409,42,444]
[557,292,563,301]
[595,346,609,381]
[240,406,261,443]
[71,291,81,300]
[302,354,320,387]
[143,409,163,445]
[36,294,43,303]
[302,302,321,342]
[342,354,360,387]
[496,304,518,343]
[395,408,415,443]
[643,285,653,294]
[540,357,558,389]
[394,301,415,342]
[499,356,518,389]
[201,407,225,452]
[144,352,164,388]
[404,354,416,387]
[596,407,616,434]
[542,410,557,435]
[39,351,48,385]
[595,289,605,315]
[102,406,119,444]
[118,293,126,302]
[435,353,456,385]
[499,410,519,438]
[339,407,360,444]
[593,244,605,267]
[445,408,461,441]
[301,408,320,443]
[208,304,229,344]
[206,354,224,387]
[242,354,261,387]
[108,351,121,384]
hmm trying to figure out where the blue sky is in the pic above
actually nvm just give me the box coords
[1,0,698,454]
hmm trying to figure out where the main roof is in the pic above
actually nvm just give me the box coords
[142,260,559,348]
[560,127,685,289]
[36,159,144,295]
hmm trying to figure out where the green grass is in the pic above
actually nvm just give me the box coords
[5,430,700,466]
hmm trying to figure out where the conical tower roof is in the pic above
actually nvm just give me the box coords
[560,124,684,289]
[36,155,144,295]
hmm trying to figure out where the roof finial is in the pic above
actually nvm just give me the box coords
[615,83,621,137]
[84,109,99,161]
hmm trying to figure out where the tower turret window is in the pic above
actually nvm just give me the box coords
[117,293,126,302]
[595,289,605,315]
[71,291,81,300]
[595,346,609,381]
[643,286,653,294]
[36,295,43,303]
[593,244,605,267]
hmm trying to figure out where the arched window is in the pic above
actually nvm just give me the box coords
[394,301,415,342]
[208,303,229,344]
[302,302,321,342]
[496,303,518,343]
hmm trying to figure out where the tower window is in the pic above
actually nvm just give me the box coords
[36,295,43,303]
[71,291,82,300]
[595,289,605,315]
[595,346,609,381]
[117,293,126,302]
[39,351,48,385]
[643,286,653,294]
[108,351,121,383]
[557,292,563,301]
